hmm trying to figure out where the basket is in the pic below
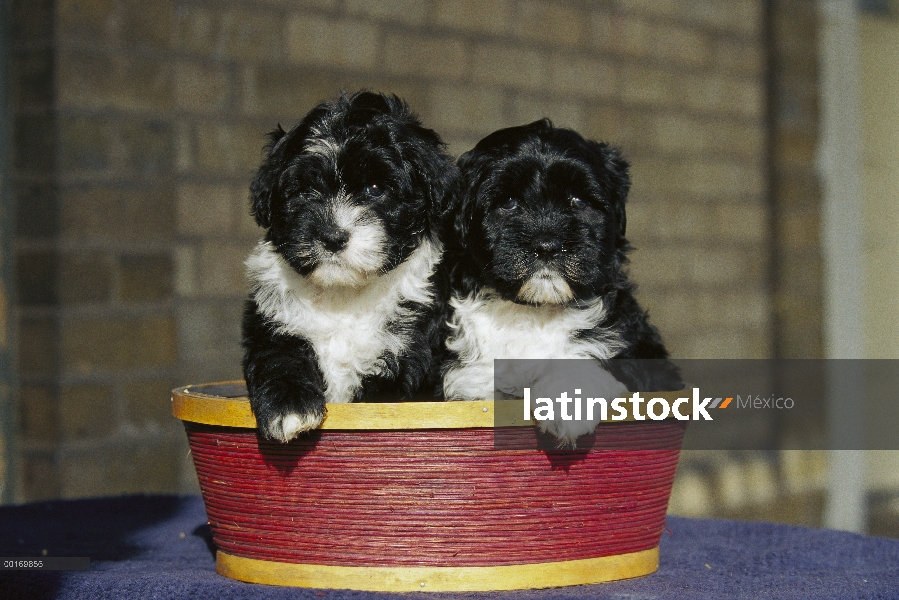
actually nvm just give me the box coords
[172,382,685,592]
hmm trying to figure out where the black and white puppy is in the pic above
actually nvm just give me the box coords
[442,119,681,445]
[243,92,454,443]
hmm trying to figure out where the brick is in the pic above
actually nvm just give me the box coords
[59,252,112,303]
[381,33,468,80]
[120,120,175,177]
[58,52,173,113]
[627,245,696,287]
[286,14,379,70]
[60,439,182,497]
[18,316,57,377]
[178,299,244,369]
[689,247,760,285]
[198,241,254,297]
[584,104,630,147]
[346,0,429,26]
[513,0,585,48]
[617,17,710,65]
[58,116,112,174]
[670,159,765,198]
[237,188,263,237]
[124,379,178,428]
[177,183,237,236]
[547,53,616,98]
[509,95,586,133]
[174,119,197,174]
[57,0,116,42]
[684,0,763,37]
[15,250,56,306]
[714,38,765,76]
[61,315,176,372]
[427,85,505,135]
[626,196,716,242]
[19,386,58,441]
[59,385,114,439]
[174,245,199,298]
[620,66,675,107]
[623,0,762,38]
[175,62,231,113]
[432,0,514,36]
[586,9,616,53]
[627,156,681,195]
[680,73,764,119]
[714,202,768,242]
[21,453,59,501]
[710,120,766,158]
[172,4,217,56]
[240,66,338,118]
[174,5,283,60]
[120,0,174,50]
[60,187,175,241]
[471,43,546,90]
[120,254,173,302]
[195,122,268,175]
[14,181,58,239]
[651,113,711,154]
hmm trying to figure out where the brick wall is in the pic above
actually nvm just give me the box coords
[9,0,781,501]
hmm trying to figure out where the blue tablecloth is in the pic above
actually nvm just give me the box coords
[0,495,897,599]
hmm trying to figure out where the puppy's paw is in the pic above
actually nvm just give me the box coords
[260,408,324,443]
[539,417,600,449]
[531,362,628,448]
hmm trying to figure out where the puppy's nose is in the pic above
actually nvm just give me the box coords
[533,237,562,259]
[320,228,350,252]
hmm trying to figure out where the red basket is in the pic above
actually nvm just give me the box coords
[173,382,685,592]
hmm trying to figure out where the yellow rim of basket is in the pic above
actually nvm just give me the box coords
[216,547,659,592]
[172,381,689,430]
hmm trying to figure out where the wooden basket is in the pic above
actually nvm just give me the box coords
[172,382,686,592]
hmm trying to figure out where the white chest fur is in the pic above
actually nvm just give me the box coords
[442,289,623,400]
[246,239,441,403]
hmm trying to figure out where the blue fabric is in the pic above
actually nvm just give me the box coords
[0,495,897,599]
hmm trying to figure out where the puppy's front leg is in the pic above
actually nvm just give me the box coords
[533,361,628,448]
[242,306,328,443]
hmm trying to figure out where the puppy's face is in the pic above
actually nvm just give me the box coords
[251,92,451,287]
[453,120,630,305]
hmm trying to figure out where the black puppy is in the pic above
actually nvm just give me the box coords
[243,92,454,442]
[442,119,680,444]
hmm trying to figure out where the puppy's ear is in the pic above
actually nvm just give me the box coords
[249,125,287,229]
[590,142,630,239]
[447,151,487,250]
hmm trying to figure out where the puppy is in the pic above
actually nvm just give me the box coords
[242,92,455,443]
[442,119,681,445]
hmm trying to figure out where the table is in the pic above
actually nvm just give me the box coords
[0,495,897,599]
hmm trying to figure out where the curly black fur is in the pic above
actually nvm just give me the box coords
[443,119,681,393]
[242,91,455,442]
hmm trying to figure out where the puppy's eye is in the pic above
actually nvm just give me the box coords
[570,196,587,210]
[364,184,384,198]
[501,198,519,211]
